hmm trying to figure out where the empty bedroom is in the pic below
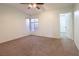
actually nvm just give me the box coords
[0,3,79,56]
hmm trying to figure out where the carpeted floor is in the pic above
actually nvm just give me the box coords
[0,35,78,56]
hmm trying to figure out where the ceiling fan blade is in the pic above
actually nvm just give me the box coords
[36,3,44,5]
[36,6,40,9]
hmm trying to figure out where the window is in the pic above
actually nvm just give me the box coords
[26,18,39,32]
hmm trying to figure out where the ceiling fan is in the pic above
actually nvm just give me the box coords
[20,3,44,9]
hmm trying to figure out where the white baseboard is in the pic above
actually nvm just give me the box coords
[0,34,29,44]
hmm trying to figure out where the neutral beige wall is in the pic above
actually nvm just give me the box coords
[33,8,74,39]
[74,4,79,50]
[0,4,29,43]
[33,10,60,38]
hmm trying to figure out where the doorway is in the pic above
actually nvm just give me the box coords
[59,12,73,39]
[60,14,67,38]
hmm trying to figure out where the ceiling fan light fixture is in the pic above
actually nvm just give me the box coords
[28,3,37,9]
[33,3,37,8]
[22,3,44,9]
[28,4,32,8]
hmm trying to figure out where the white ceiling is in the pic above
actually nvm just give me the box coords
[2,3,74,16]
